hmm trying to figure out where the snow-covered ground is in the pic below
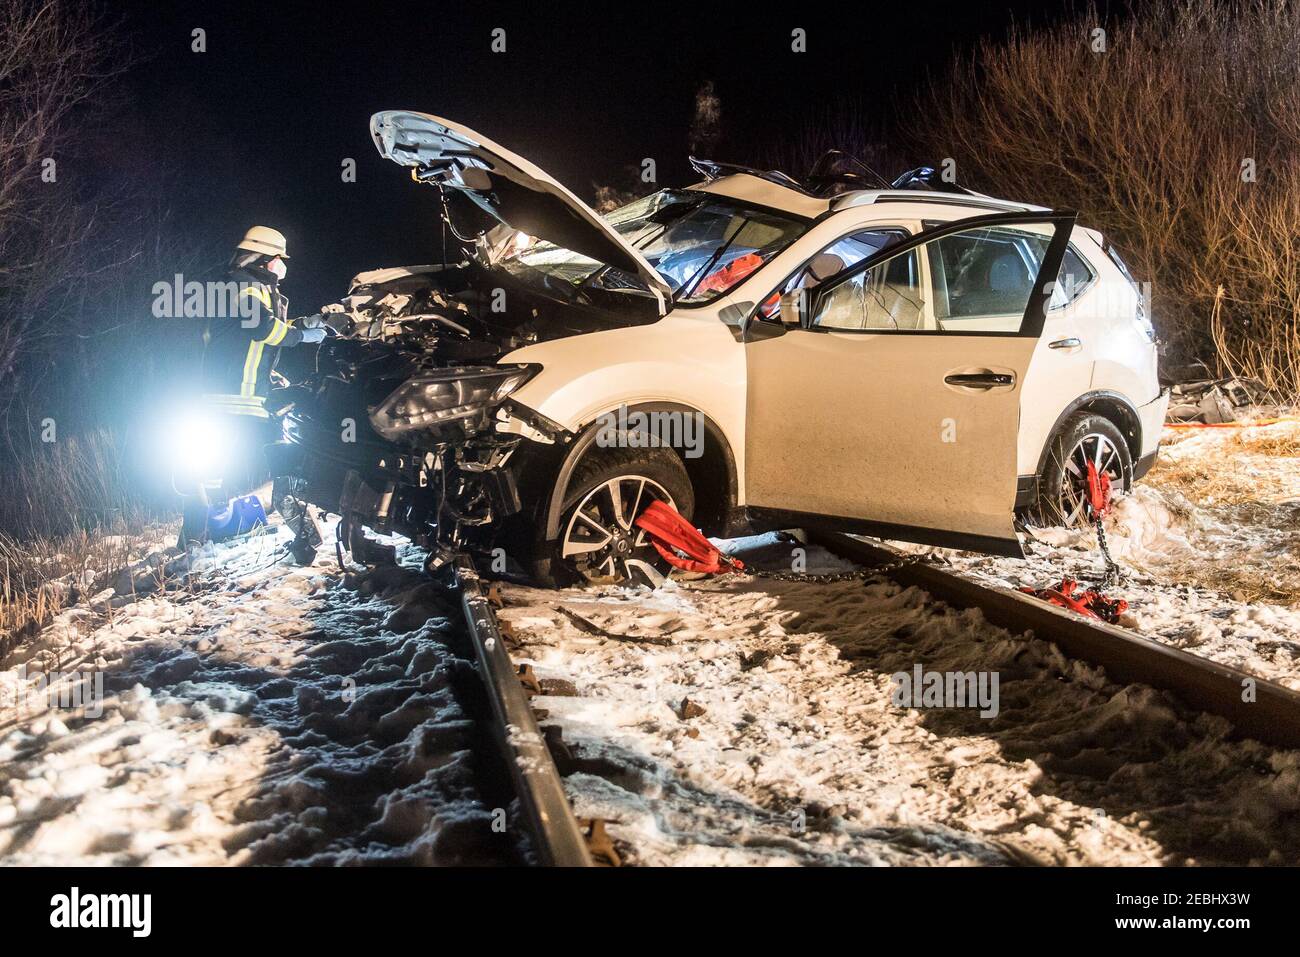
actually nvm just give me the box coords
[0,523,523,865]
[3,419,1296,867]
[893,420,1300,690]
[499,535,1300,867]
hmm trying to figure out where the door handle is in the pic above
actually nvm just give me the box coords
[944,372,1014,388]
[1048,337,1082,349]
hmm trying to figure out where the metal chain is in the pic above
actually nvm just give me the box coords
[1094,519,1122,586]
[742,553,928,583]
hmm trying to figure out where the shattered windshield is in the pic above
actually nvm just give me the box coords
[504,190,807,305]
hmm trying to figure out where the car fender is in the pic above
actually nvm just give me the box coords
[1033,389,1145,479]
[501,313,748,500]
[534,401,740,542]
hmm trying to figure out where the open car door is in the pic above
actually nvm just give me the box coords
[743,210,1077,556]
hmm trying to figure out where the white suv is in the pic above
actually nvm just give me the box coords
[277,111,1168,585]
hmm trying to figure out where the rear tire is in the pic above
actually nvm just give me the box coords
[1029,412,1132,527]
[530,446,694,588]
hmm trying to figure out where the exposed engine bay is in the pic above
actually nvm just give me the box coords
[274,256,631,571]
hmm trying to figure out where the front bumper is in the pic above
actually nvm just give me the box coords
[278,410,525,546]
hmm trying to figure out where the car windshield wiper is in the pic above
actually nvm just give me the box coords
[675,219,747,303]
[575,215,680,296]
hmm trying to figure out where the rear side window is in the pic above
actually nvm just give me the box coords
[1051,246,1096,309]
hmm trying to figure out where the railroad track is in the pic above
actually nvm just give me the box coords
[447,526,1300,865]
[452,555,593,867]
[808,530,1300,752]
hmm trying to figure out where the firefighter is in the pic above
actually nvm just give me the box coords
[179,226,325,546]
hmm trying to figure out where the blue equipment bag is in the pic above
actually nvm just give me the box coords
[206,494,268,540]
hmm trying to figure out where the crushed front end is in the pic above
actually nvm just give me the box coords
[274,260,577,570]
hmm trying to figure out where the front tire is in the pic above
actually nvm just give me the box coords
[1030,412,1132,527]
[532,446,694,587]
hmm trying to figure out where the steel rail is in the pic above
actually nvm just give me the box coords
[453,555,593,866]
[809,530,1300,751]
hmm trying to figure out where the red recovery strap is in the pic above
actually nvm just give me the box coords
[1085,460,1112,519]
[1019,577,1129,624]
[633,500,744,575]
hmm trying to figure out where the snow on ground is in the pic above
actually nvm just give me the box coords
[890,421,1300,690]
[0,522,522,866]
[499,535,1300,867]
[5,420,1296,868]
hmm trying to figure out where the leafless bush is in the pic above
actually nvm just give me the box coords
[0,428,169,657]
[0,0,131,420]
[913,0,1300,398]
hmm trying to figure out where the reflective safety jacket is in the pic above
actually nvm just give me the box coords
[199,267,306,417]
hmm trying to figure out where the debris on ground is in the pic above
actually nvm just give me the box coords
[1165,375,1276,424]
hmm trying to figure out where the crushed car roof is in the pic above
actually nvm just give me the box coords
[691,171,1051,220]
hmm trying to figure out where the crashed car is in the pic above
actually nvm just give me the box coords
[269,110,1168,585]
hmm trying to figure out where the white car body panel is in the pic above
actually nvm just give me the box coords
[369,112,1164,554]
[504,307,751,496]
[504,181,1162,541]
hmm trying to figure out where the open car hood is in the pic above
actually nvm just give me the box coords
[370,111,671,306]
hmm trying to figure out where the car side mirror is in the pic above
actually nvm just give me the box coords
[727,301,786,342]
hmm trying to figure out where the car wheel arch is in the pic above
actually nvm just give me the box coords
[541,402,738,542]
[1033,390,1142,485]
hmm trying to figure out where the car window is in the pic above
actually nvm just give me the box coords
[812,248,923,330]
[1050,246,1095,309]
[759,228,907,320]
[509,189,806,306]
[810,223,1057,334]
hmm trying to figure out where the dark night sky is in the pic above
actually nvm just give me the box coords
[111,0,1094,311]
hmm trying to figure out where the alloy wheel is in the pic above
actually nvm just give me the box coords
[560,475,675,583]
[1056,432,1123,526]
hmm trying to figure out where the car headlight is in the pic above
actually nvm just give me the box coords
[369,365,538,439]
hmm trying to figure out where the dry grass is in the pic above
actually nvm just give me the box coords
[0,429,144,540]
[2,529,134,659]
[0,429,173,661]
[1141,421,1300,604]
[1153,420,1300,506]
[1231,420,1300,456]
